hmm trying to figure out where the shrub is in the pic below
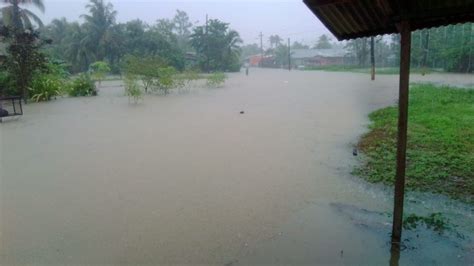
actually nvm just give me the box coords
[124,75,143,104]
[0,71,16,96]
[89,61,110,85]
[177,70,202,91]
[29,74,65,102]
[46,60,70,79]
[69,74,97,97]
[123,55,167,93]
[153,66,180,93]
[206,72,227,88]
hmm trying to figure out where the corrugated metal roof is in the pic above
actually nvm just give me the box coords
[291,48,347,59]
[304,0,474,40]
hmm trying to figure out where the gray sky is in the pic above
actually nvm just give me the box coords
[28,0,333,47]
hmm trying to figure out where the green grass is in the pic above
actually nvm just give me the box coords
[353,84,474,203]
[303,65,442,75]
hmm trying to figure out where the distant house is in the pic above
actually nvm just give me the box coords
[291,48,348,68]
[246,54,264,67]
[245,54,280,68]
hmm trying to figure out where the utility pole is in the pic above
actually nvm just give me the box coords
[288,38,291,71]
[259,32,264,67]
[206,14,210,73]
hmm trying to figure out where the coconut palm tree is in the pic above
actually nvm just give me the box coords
[81,0,116,61]
[1,0,44,31]
[65,22,92,72]
[269,35,282,49]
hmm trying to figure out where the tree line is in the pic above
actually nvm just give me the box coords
[40,0,242,74]
[0,0,242,100]
[242,25,473,73]
[1,0,243,74]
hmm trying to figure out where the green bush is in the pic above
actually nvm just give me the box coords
[89,61,111,85]
[0,71,16,96]
[69,73,97,97]
[29,74,65,102]
[153,66,181,93]
[206,72,227,88]
[46,60,70,78]
[124,75,143,103]
[122,55,167,93]
[177,70,202,91]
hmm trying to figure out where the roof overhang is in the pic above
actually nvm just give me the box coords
[304,0,474,40]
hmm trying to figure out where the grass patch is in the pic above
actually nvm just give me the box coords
[353,84,474,203]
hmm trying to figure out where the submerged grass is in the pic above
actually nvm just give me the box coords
[353,84,474,203]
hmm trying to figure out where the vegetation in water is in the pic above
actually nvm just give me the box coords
[152,66,181,94]
[353,84,474,203]
[69,73,98,97]
[29,74,64,102]
[28,61,70,102]
[206,72,227,88]
[403,213,451,234]
[124,75,143,104]
[89,61,111,86]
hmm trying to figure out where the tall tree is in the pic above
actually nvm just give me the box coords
[81,0,117,62]
[190,19,242,72]
[268,35,282,49]
[1,0,44,30]
[241,43,260,59]
[346,37,369,66]
[173,10,192,51]
[315,34,332,49]
[1,27,47,100]
[64,22,92,72]
[291,41,309,49]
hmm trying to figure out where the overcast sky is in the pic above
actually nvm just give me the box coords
[19,0,334,47]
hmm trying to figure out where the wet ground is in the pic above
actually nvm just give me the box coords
[1,69,473,265]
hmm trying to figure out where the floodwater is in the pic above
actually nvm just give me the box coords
[1,69,473,265]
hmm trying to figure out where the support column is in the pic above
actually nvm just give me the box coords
[391,20,411,247]
[370,36,375,80]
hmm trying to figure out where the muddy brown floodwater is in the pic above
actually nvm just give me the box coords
[1,69,473,265]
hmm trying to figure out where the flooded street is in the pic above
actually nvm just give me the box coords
[1,69,473,265]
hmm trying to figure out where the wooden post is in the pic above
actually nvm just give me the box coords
[391,20,411,247]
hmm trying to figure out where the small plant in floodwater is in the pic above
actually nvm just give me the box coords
[403,213,451,234]
[206,72,227,88]
[89,61,111,86]
[124,75,143,104]
[69,73,98,97]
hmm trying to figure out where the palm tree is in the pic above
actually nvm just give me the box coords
[81,0,117,61]
[1,0,44,31]
[65,22,92,72]
[223,29,242,71]
[269,35,282,49]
